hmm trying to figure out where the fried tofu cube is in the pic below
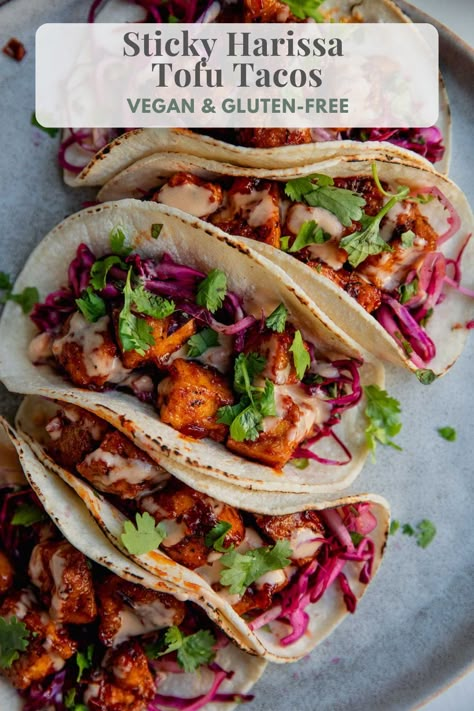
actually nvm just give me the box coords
[45,404,111,471]
[236,127,312,147]
[76,430,169,499]
[157,359,234,442]
[254,511,326,566]
[244,327,302,385]
[52,313,124,389]
[0,551,14,594]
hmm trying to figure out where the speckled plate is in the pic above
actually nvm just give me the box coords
[0,2,473,710]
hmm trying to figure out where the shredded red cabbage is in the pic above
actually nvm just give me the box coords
[345,126,445,164]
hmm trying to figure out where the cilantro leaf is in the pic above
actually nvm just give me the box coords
[130,284,175,319]
[187,328,219,358]
[64,688,88,711]
[229,403,262,442]
[121,512,166,555]
[350,531,364,546]
[220,540,292,596]
[118,271,154,355]
[0,617,30,668]
[437,426,456,442]
[110,226,132,257]
[196,269,227,313]
[280,235,290,252]
[305,186,366,227]
[265,303,288,333]
[217,401,247,426]
[31,112,59,137]
[282,0,325,21]
[291,458,309,470]
[1,286,40,315]
[288,220,329,253]
[259,380,277,417]
[340,185,410,268]
[389,520,400,535]
[416,519,436,548]
[89,256,125,291]
[151,626,216,673]
[415,368,437,385]
[233,352,266,395]
[284,174,322,202]
[364,385,402,454]
[76,287,106,323]
[0,272,13,290]
[76,644,94,681]
[402,523,415,536]
[399,277,418,305]
[151,223,163,239]
[11,503,46,526]
[205,521,233,552]
[401,230,416,248]
[289,330,310,380]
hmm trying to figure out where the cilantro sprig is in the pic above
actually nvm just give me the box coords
[121,512,166,555]
[11,503,47,527]
[146,626,216,673]
[205,521,233,553]
[282,0,325,21]
[284,173,366,227]
[76,287,106,323]
[0,272,39,315]
[219,540,292,595]
[399,277,419,305]
[0,616,30,668]
[389,518,436,549]
[287,220,329,253]
[363,385,402,455]
[196,269,227,313]
[110,226,132,257]
[289,330,310,380]
[75,644,94,681]
[217,353,276,442]
[265,303,288,333]
[187,328,219,358]
[437,426,456,442]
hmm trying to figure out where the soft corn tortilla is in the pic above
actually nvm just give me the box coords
[14,397,390,663]
[0,200,383,494]
[0,416,268,703]
[98,156,473,376]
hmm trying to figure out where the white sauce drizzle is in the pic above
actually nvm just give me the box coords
[157,182,221,218]
[231,189,276,227]
[80,448,168,487]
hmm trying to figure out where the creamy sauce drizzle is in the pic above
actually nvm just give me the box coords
[157,183,221,218]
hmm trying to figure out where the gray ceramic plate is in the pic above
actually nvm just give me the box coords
[0,2,473,710]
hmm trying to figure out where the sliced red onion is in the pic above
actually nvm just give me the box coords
[416,186,461,245]
[293,429,352,467]
[338,572,357,613]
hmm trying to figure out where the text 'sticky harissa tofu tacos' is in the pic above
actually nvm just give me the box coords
[0,201,388,496]
[0,417,267,710]
[13,395,390,664]
[97,155,474,378]
[62,0,451,184]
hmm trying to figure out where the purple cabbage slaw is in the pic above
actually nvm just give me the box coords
[31,243,364,467]
[247,503,377,645]
[0,484,252,711]
[374,186,473,366]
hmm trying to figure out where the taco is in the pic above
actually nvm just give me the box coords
[97,154,474,377]
[0,200,387,494]
[14,395,390,663]
[0,417,267,710]
[62,0,450,185]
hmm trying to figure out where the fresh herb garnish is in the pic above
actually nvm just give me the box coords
[389,520,400,535]
[89,255,125,291]
[0,275,39,315]
[289,330,310,380]
[402,523,415,536]
[219,540,292,595]
[400,230,416,248]
[282,0,325,21]
[0,617,30,668]
[147,626,216,673]
[110,226,132,257]
[399,277,418,304]
[415,368,437,385]
[31,112,59,137]
[0,272,13,290]
[196,269,227,313]
[437,426,456,442]
[265,303,288,333]
[121,512,166,555]
[187,328,219,358]
[350,531,364,546]
[76,644,94,681]
[280,235,290,251]
[285,174,365,227]
[364,385,402,454]
[11,503,46,526]
[415,519,436,548]
[288,220,329,253]
[76,287,106,323]
[205,521,233,552]
[151,223,163,239]
[291,458,309,470]
[129,283,175,319]
[64,688,88,711]
[118,271,154,355]
[217,353,275,442]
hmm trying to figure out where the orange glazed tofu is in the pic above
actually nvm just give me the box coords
[45,405,110,470]
[0,551,14,594]
[236,127,312,148]
[28,541,97,624]
[157,359,234,442]
[76,429,169,499]
[114,311,196,369]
